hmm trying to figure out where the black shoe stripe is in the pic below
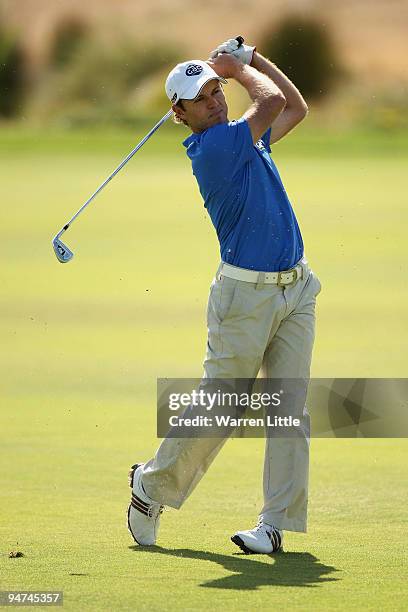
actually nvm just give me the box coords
[131,496,149,509]
[270,529,282,551]
[270,530,278,550]
[130,500,149,516]
[131,494,150,509]
[266,528,282,551]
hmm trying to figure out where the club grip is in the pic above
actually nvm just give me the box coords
[235,36,244,47]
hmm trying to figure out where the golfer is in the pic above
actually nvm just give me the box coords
[127,38,321,554]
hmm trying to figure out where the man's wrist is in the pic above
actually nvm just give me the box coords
[233,62,245,79]
[232,62,251,82]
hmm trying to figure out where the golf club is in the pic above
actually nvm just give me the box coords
[52,36,244,263]
[52,108,173,263]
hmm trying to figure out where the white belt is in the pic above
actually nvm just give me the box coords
[219,262,303,286]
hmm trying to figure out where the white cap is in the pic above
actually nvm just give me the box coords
[165,60,227,105]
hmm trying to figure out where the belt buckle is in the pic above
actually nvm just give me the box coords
[277,268,298,287]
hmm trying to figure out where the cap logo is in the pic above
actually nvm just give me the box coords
[185,64,203,77]
[171,92,177,103]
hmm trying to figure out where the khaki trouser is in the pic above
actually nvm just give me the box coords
[142,257,321,533]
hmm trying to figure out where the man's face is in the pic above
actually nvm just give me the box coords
[174,79,228,133]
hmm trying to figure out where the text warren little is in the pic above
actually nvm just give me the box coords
[169,415,300,427]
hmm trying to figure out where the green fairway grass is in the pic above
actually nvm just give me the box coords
[1,126,407,610]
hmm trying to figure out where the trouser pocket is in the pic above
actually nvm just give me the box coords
[208,275,240,324]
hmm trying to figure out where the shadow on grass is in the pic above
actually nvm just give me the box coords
[129,546,340,590]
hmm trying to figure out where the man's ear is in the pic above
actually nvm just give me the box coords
[172,102,185,122]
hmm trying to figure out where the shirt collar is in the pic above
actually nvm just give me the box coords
[182,132,200,148]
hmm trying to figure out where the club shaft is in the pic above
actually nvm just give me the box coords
[57,109,173,237]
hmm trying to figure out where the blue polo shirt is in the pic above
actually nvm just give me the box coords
[182,117,303,272]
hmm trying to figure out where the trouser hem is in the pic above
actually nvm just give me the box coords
[259,513,307,533]
[141,475,185,509]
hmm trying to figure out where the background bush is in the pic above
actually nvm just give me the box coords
[48,16,90,68]
[0,26,27,117]
[261,15,346,100]
[28,30,184,124]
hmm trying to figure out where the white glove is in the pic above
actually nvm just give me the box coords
[210,38,256,65]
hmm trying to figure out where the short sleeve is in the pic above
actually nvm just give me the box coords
[197,118,254,182]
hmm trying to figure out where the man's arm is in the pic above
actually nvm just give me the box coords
[250,52,308,144]
[208,54,286,144]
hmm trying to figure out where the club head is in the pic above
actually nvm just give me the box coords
[53,238,74,263]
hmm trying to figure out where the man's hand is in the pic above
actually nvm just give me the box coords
[207,53,243,80]
[210,38,256,65]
